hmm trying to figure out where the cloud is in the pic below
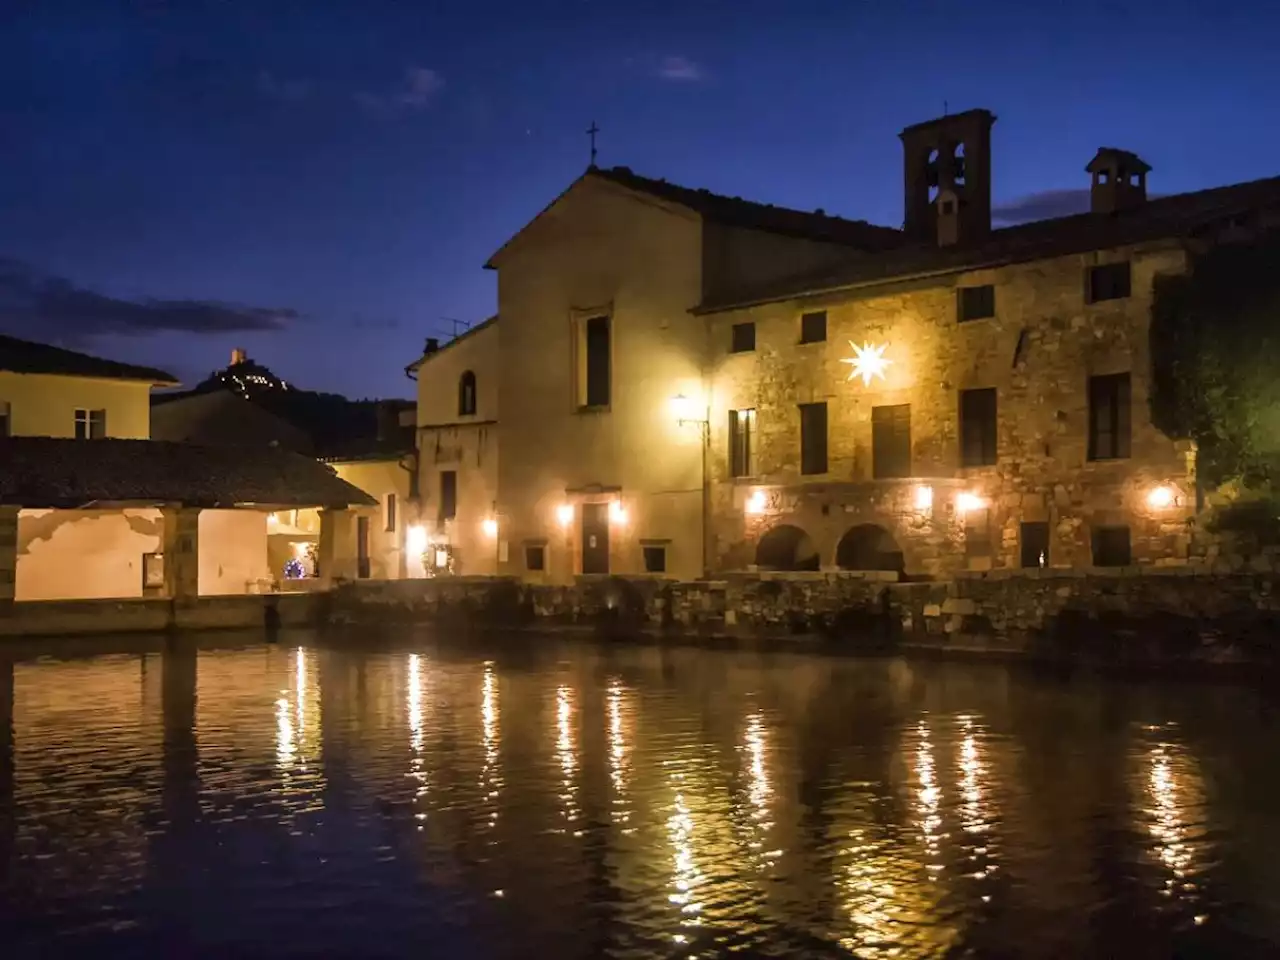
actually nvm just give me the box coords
[992,188,1092,225]
[258,70,312,103]
[655,55,704,82]
[0,259,298,341]
[355,66,444,118]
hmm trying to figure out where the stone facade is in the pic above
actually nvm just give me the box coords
[706,243,1198,577]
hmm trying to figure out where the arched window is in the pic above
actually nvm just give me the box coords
[458,370,477,416]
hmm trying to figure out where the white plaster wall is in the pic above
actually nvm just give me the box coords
[16,508,163,601]
[0,372,153,438]
[198,510,271,595]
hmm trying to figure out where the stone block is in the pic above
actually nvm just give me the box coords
[942,597,977,615]
[923,603,942,617]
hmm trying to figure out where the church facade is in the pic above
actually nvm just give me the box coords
[407,109,1280,581]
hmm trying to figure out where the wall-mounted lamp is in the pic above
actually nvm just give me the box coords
[955,491,986,515]
[608,499,628,526]
[1147,484,1177,509]
[405,524,429,555]
[481,517,499,538]
[745,489,767,516]
[556,503,574,527]
[914,484,934,511]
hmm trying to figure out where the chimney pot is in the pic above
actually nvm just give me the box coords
[424,337,440,355]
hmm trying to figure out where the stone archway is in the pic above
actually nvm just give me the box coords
[755,524,820,571]
[836,523,905,574]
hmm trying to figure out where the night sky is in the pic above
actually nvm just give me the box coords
[3,0,1276,399]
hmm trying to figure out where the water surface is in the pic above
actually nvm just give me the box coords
[1,630,1278,958]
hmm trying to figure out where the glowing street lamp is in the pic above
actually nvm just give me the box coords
[1147,485,1176,509]
[840,341,892,386]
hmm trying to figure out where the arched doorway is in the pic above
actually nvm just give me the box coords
[755,524,820,571]
[836,523,905,573]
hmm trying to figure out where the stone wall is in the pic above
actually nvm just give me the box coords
[329,570,1280,665]
[705,241,1196,577]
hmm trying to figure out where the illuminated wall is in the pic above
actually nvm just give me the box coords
[330,458,416,580]
[197,509,271,595]
[16,508,163,600]
[705,243,1196,573]
[0,371,153,439]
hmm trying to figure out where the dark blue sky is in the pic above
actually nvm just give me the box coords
[3,0,1276,398]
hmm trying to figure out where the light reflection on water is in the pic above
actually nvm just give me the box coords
[1,637,1278,958]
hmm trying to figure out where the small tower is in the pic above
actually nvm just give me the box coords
[1086,148,1150,215]
[900,108,996,246]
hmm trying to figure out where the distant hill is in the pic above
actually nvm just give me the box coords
[153,349,413,456]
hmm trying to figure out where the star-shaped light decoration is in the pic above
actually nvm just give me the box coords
[841,341,892,386]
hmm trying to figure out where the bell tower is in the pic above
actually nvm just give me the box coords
[900,108,996,246]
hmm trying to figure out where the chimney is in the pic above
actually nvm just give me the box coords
[230,347,247,365]
[900,108,996,246]
[424,337,440,356]
[1086,148,1150,214]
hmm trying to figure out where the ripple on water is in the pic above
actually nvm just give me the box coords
[1,639,1279,958]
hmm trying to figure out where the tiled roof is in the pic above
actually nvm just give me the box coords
[697,174,1280,312]
[0,437,376,509]
[0,334,178,384]
[590,166,904,250]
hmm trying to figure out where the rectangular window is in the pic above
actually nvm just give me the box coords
[957,284,996,322]
[730,321,756,353]
[385,493,397,533]
[728,408,755,478]
[799,402,828,476]
[1087,262,1131,303]
[1020,521,1050,568]
[584,315,611,407]
[799,310,827,344]
[525,544,546,572]
[439,470,457,521]
[642,544,667,573]
[959,388,998,467]
[965,508,992,559]
[1088,373,1131,460]
[1092,525,1132,567]
[872,404,912,479]
[74,408,106,439]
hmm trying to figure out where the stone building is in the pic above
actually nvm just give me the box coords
[407,108,1280,581]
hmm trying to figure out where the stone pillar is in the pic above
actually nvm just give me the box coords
[0,507,18,603]
[318,508,354,585]
[161,507,200,601]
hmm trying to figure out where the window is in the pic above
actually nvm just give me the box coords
[439,470,457,521]
[74,408,106,439]
[872,404,911,479]
[458,370,477,416]
[1087,262,1131,303]
[1088,373,1131,460]
[957,284,995,322]
[965,508,992,559]
[799,402,828,475]
[584,315,611,407]
[1092,525,1132,567]
[642,544,667,573]
[729,408,755,478]
[730,322,756,353]
[385,493,397,533]
[959,388,997,467]
[799,310,827,344]
[0,400,9,437]
[525,544,546,572]
[1020,521,1050,569]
